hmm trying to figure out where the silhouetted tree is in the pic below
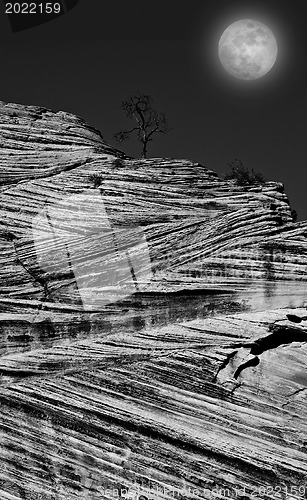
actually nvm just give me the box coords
[114,94,169,158]
[224,159,265,186]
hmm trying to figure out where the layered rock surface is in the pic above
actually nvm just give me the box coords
[0,100,307,311]
[2,308,307,499]
[0,101,307,499]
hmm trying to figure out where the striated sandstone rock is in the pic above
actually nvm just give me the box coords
[1,308,307,499]
[0,101,307,499]
[0,100,306,310]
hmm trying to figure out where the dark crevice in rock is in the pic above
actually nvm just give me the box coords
[286,313,307,323]
[234,356,260,379]
[213,350,238,382]
[249,325,307,355]
[287,387,307,397]
[217,320,307,380]
[282,388,307,407]
[230,381,242,394]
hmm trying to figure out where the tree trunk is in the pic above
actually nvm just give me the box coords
[142,139,147,159]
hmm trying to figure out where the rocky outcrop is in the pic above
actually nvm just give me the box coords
[0,101,306,313]
[1,307,307,499]
[1,100,307,499]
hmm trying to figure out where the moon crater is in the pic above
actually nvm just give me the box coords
[218,19,278,80]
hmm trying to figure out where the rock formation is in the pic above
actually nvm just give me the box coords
[0,100,307,499]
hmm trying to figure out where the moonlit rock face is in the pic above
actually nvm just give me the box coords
[218,19,278,80]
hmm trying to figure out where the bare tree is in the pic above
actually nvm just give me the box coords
[114,94,169,158]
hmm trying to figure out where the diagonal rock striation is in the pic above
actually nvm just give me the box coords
[0,101,307,499]
[0,100,306,311]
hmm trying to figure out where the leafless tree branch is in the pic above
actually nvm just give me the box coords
[114,94,170,158]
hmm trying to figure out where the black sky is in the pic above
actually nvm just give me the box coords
[0,0,306,219]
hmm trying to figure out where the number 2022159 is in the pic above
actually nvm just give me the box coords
[5,3,62,14]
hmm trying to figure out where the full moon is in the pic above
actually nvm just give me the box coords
[218,20,278,80]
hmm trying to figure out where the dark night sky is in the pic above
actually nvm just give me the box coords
[0,0,307,218]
